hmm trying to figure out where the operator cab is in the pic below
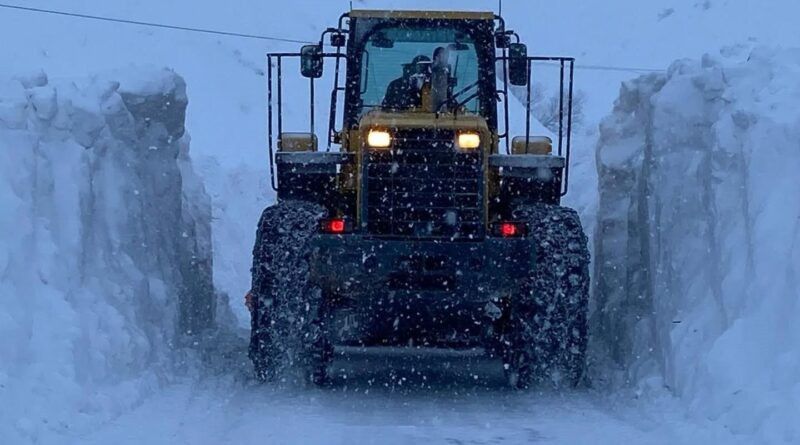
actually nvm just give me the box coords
[344,11,498,128]
[357,22,491,119]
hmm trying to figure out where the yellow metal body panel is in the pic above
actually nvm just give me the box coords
[349,10,494,20]
[279,132,318,152]
[511,136,553,155]
[357,110,490,138]
[347,110,495,226]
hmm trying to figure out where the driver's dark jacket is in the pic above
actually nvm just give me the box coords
[382,76,421,109]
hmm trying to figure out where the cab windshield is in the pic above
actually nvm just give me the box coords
[358,25,481,116]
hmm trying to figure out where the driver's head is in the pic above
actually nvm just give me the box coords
[433,47,447,65]
[403,55,431,77]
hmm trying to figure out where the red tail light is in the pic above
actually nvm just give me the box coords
[321,218,348,234]
[493,222,526,238]
[500,222,518,237]
[329,219,345,233]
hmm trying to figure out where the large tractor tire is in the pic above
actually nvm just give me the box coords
[499,204,590,389]
[248,200,333,385]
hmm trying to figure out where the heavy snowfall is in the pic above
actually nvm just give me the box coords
[1,1,798,444]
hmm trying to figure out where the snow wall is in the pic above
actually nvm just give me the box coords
[0,69,214,443]
[593,47,800,442]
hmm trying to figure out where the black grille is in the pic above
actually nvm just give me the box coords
[364,129,483,239]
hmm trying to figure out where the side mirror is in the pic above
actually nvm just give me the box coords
[508,43,528,86]
[300,45,323,78]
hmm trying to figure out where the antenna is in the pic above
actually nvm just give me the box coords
[349,0,353,10]
[498,0,502,15]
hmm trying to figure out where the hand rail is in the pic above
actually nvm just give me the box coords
[495,55,575,196]
[265,52,347,191]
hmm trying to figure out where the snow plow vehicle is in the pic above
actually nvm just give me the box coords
[248,9,589,389]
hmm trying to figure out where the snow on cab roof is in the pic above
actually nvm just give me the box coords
[348,10,494,20]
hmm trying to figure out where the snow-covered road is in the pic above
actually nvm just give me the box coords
[69,348,740,445]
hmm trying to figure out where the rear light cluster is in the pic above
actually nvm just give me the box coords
[320,218,350,234]
[492,222,527,238]
[321,218,525,237]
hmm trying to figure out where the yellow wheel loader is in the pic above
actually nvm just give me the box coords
[248,9,589,389]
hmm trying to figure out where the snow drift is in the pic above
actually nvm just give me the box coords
[593,47,800,442]
[0,68,214,443]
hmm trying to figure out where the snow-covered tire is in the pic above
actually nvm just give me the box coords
[501,204,590,389]
[248,200,333,385]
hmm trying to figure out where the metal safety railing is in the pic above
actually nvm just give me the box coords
[496,54,575,196]
[265,52,346,191]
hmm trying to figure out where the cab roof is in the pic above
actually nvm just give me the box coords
[349,10,495,21]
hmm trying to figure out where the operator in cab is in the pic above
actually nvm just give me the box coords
[382,55,431,110]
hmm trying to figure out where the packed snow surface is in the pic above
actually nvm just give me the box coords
[594,47,800,443]
[65,350,745,445]
[0,68,214,444]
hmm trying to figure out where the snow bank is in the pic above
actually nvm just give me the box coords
[593,47,800,442]
[0,68,214,443]
[197,158,273,327]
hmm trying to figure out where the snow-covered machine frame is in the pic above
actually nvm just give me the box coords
[249,9,590,389]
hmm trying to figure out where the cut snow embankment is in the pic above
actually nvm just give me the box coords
[593,47,800,442]
[197,158,273,328]
[0,69,215,443]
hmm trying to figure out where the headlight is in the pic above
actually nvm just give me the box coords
[367,130,392,148]
[457,132,481,150]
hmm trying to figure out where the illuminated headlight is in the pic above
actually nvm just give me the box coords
[457,132,481,150]
[367,130,392,148]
